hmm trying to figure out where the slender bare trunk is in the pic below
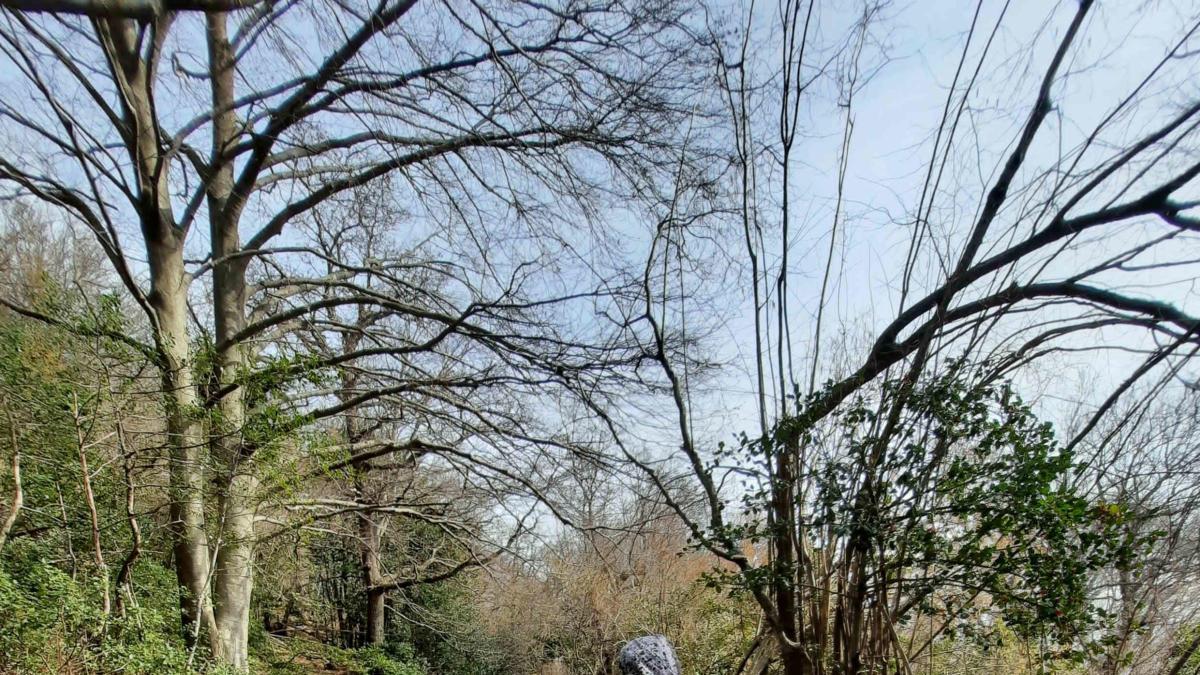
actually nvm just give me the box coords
[72,393,110,615]
[0,402,22,554]
[114,420,142,617]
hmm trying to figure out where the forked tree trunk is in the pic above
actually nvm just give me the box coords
[96,12,220,647]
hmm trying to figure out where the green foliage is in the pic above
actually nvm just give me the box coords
[1170,624,1200,674]
[395,576,508,675]
[295,524,507,675]
[257,639,425,675]
[0,302,132,537]
[709,373,1151,666]
[659,581,760,675]
[0,541,190,674]
[351,645,425,675]
[0,541,101,673]
[888,380,1150,655]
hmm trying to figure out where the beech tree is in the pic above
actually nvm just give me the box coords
[0,0,705,668]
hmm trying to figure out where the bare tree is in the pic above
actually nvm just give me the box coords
[0,0,706,668]
[1071,392,1200,674]
[249,177,689,646]
[587,1,1200,673]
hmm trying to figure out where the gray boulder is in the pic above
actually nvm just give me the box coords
[617,635,681,675]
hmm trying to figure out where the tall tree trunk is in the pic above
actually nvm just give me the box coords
[204,12,258,669]
[351,416,388,646]
[212,470,257,670]
[208,255,257,671]
[207,196,258,667]
[361,512,386,646]
[773,437,814,675]
[149,234,217,645]
[96,13,219,647]
[339,328,389,647]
